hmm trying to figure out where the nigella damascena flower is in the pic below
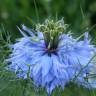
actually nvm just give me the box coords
[8,19,95,94]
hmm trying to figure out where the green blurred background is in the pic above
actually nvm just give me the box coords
[0,0,96,40]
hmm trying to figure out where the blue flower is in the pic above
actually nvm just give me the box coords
[8,20,95,94]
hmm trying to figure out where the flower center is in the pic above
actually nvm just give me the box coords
[36,18,68,50]
[45,46,57,56]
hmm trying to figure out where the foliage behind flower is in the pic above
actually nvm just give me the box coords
[8,18,96,95]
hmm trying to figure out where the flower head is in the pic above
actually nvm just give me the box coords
[8,19,95,94]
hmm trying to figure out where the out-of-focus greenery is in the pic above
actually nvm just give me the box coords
[0,0,96,38]
[0,0,96,96]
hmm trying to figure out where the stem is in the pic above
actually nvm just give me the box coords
[73,54,96,81]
